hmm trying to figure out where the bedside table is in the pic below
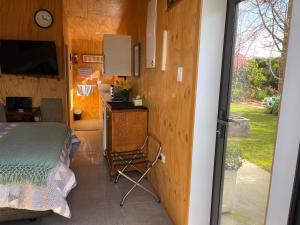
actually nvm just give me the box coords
[6,107,40,122]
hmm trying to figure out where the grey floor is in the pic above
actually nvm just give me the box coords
[2,131,172,225]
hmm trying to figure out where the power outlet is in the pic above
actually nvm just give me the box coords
[159,153,166,163]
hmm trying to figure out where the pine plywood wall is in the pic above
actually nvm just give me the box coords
[132,1,202,225]
[71,39,102,120]
[0,0,66,120]
[63,0,138,124]
[63,0,137,40]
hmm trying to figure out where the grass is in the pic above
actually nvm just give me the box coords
[228,103,278,172]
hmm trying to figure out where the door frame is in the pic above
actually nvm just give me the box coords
[210,0,243,224]
[188,0,300,225]
[264,1,300,223]
[188,0,228,224]
[287,143,300,225]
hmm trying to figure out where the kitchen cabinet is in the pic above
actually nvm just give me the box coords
[103,34,132,76]
[104,103,148,176]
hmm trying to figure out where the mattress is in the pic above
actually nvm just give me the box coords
[0,122,79,218]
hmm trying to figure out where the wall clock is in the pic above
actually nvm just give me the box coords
[34,9,53,28]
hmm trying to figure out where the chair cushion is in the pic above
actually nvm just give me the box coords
[40,98,63,122]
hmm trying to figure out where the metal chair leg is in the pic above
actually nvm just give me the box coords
[118,169,160,206]
[114,153,139,184]
[113,134,163,207]
[114,160,127,183]
[114,173,121,184]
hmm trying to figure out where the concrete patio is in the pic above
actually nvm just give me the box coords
[222,161,271,225]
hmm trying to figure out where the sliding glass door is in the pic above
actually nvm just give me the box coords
[211,0,292,224]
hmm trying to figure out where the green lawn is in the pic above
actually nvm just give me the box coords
[228,103,278,172]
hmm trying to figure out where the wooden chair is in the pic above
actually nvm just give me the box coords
[40,98,63,122]
[0,103,6,122]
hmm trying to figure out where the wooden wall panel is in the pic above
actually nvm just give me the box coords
[0,76,65,107]
[63,0,138,124]
[71,40,102,120]
[63,0,137,40]
[132,1,202,225]
[0,0,66,120]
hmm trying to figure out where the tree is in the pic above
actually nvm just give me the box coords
[245,60,266,88]
[232,57,281,101]
[255,57,280,89]
[250,0,293,91]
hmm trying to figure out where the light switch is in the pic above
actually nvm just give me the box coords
[177,66,183,82]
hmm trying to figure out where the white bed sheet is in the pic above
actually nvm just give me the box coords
[0,128,77,218]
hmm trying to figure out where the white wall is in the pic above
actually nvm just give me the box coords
[265,0,300,224]
[188,0,227,224]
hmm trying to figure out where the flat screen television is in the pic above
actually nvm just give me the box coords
[0,40,58,76]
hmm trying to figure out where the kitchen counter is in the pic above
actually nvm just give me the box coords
[99,86,147,157]
[106,101,147,111]
[99,86,146,111]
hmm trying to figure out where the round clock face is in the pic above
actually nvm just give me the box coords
[34,9,53,28]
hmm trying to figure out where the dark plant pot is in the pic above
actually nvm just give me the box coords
[113,87,130,101]
[74,113,82,121]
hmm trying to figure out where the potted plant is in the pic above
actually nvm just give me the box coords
[113,79,132,101]
[222,143,243,213]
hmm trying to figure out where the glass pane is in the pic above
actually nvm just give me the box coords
[220,0,292,224]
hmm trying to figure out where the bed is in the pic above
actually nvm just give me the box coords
[0,122,79,222]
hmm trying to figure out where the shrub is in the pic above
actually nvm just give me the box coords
[231,70,250,102]
[265,96,281,115]
[256,89,269,100]
[225,143,243,171]
[246,60,266,88]
[236,57,281,101]
[232,84,248,101]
